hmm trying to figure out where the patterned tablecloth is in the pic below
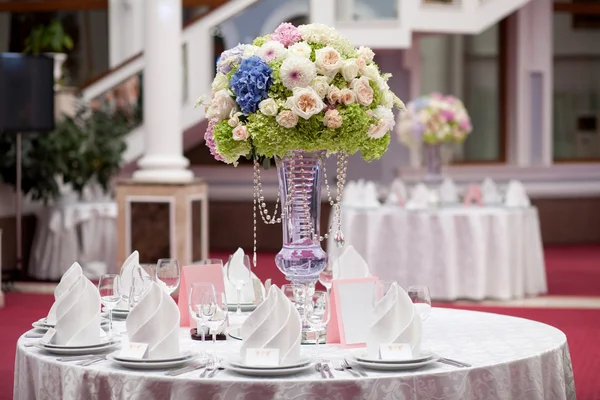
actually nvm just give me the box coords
[327,205,547,301]
[14,308,575,400]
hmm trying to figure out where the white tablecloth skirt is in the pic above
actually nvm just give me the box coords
[327,205,548,301]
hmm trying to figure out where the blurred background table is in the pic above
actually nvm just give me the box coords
[328,205,547,301]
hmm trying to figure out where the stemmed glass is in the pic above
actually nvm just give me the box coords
[195,259,223,266]
[98,274,120,338]
[305,291,330,354]
[189,282,216,358]
[227,255,251,316]
[318,257,334,295]
[129,271,153,309]
[140,264,157,280]
[156,258,181,295]
[281,283,308,324]
[408,285,432,321]
[200,291,228,362]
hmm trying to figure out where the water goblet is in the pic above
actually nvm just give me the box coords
[200,291,228,362]
[156,258,181,295]
[194,259,223,266]
[318,258,334,295]
[129,273,153,309]
[408,285,432,321]
[98,274,120,338]
[189,282,216,358]
[305,290,331,357]
[227,254,251,316]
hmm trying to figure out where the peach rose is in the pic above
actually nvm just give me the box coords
[276,110,299,128]
[327,87,342,104]
[314,46,342,76]
[323,109,342,129]
[339,88,356,105]
[355,57,367,74]
[232,124,249,141]
[285,87,325,120]
[350,76,373,107]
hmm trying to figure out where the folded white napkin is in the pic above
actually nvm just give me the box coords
[241,285,301,364]
[117,251,152,308]
[53,275,102,346]
[505,180,531,207]
[224,248,264,304]
[342,181,359,207]
[482,178,502,205]
[47,262,83,325]
[439,178,459,205]
[363,181,381,208]
[332,245,371,280]
[126,282,180,359]
[385,179,408,206]
[367,283,422,359]
[406,183,430,210]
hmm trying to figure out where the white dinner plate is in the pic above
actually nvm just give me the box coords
[227,356,311,370]
[111,309,129,319]
[228,328,242,341]
[107,353,194,370]
[227,303,256,312]
[35,340,120,355]
[113,350,196,363]
[353,349,435,364]
[32,318,109,331]
[42,337,116,349]
[350,356,439,371]
[226,363,314,377]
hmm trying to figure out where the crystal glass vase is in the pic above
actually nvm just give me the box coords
[275,150,328,285]
[423,143,443,183]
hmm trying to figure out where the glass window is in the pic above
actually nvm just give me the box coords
[553,9,600,161]
[419,20,506,162]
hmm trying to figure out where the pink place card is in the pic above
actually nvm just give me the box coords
[326,277,379,347]
[177,264,226,327]
[463,185,483,206]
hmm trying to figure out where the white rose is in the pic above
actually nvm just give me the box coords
[367,106,395,139]
[364,64,380,81]
[228,111,243,127]
[206,89,235,121]
[314,46,342,76]
[341,59,359,82]
[310,76,330,99]
[357,46,375,62]
[339,88,356,105]
[258,98,278,116]
[350,76,374,107]
[243,45,260,58]
[288,42,312,58]
[285,87,325,120]
[356,57,367,74]
[211,73,229,92]
[232,125,249,141]
[257,41,287,63]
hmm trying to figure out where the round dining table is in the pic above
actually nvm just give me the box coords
[14,308,574,400]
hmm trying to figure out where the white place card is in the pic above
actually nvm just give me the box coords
[380,343,412,360]
[120,342,148,359]
[40,328,56,344]
[245,348,280,366]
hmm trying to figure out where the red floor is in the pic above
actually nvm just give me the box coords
[3,246,600,399]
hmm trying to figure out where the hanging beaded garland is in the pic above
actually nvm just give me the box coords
[251,152,349,268]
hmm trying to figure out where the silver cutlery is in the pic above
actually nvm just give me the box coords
[342,359,367,377]
[56,355,99,362]
[207,366,224,378]
[166,363,207,376]
[24,333,45,339]
[315,363,328,379]
[438,357,471,368]
[200,363,216,378]
[333,360,359,377]
[77,356,106,366]
[322,363,334,378]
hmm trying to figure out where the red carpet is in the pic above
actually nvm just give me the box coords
[544,245,600,296]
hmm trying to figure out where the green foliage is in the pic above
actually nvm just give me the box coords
[23,19,74,55]
[268,61,293,100]
[330,73,348,89]
[213,121,252,165]
[252,35,271,47]
[0,107,131,204]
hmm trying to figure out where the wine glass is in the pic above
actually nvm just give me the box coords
[227,255,251,316]
[140,263,157,280]
[98,274,120,338]
[200,291,228,362]
[408,285,432,321]
[281,283,307,322]
[189,282,216,357]
[194,259,223,266]
[156,258,181,295]
[129,273,153,309]
[305,291,330,355]
[318,257,334,294]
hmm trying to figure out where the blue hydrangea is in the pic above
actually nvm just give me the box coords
[216,44,247,75]
[230,56,273,114]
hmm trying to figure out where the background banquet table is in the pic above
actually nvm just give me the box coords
[327,205,547,301]
[14,308,574,400]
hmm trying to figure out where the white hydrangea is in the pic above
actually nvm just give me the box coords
[298,23,356,57]
[280,56,317,89]
[257,41,287,63]
[243,45,260,58]
[288,42,312,58]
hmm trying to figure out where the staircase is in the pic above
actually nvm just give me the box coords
[78,0,534,167]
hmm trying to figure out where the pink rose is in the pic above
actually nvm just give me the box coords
[276,110,299,128]
[323,109,342,129]
[355,57,367,74]
[232,125,249,141]
[327,87,342,104]
[350,76,374,106]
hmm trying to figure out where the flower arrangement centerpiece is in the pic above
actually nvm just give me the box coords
[199,23,404,285]
[397,93,472,182]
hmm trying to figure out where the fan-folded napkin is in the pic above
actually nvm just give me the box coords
[53,274,102,346]
[367,283,422,359]
[47,262,83,325]
[385,179,408,206]
[505,180,530,207]
[439,178,459,204]
[224,248,264,304]
[406,183,430,210]
[332,245,371,280]
[482,178,502,205]
[117,251,143,308]
[126,282,180,359]
[240,285,301,364]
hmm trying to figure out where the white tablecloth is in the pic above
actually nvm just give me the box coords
[29,202,117,280]
[327,205,547,301]
[14,308,575,400]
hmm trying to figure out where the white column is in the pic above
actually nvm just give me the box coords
[133,0,194,182]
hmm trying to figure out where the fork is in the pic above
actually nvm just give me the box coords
[200,362,216,378]
[333,360,359,377]
[165,363,207,376]
[315,363,328,379]
[77,356,106,366]
[342,359,367,377]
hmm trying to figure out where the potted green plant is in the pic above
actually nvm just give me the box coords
[23,19,74,87]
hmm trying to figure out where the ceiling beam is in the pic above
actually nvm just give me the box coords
[0,0,226,13]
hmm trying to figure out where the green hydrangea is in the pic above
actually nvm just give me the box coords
[370,80,383,110]
[330,73,348,89]
[213,121,252,165]
[253,35,270,47]
[268,61,293,100]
